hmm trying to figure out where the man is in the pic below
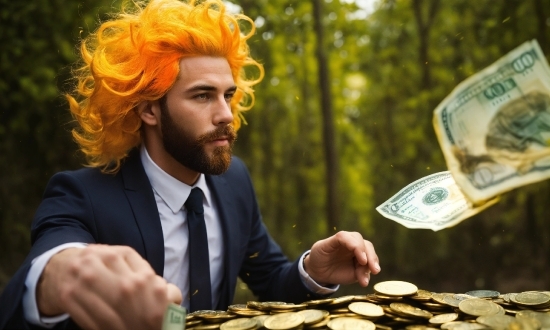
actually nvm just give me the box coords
[0,0,380,329]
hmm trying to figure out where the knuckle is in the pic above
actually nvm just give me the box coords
[334,231,346,239]
[79,266,99,284]
[151,278,168,298]
[117,245,136,256]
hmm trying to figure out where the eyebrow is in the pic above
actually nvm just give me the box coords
[185,84,237,94]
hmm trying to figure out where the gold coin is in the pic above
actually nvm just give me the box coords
[263,312,305,330]
[327,317,376,330]
[230,309,266,317]
[329,307,350,314]
[306,297,334,307]
[421,301,449,310]
[464,290,500,299]
[410,290,433,301]
[327,295,355,307]
[307,316,330,329]
[186,319,202,327]
[440,321,488,329]
[247,301,285,311]
[458,298,501,317]
[443,294,476,307]
[389,316,417,324]
[508,318,542,330]
[375,325,392,330]
[219,318,259,330]
[348,302,385,318]
[429,313,459,324]
[374,281,418,297]
[476,314,515,328]
[516,310,550,327]
[199,311,237,322]
[269,302,307,310]
[329,313,361,319]
[352,295,371,302]
[193,324,222,330]
[389,303,433,319]
[513,292,550,307]
[431,293,451,305]
[296,309,328,325]
[372,293,403,303]
[250,315,270,328]
[227,304,249,312]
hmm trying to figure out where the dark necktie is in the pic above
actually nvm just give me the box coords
[185,187,212,312]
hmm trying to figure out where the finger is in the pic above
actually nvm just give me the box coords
[336,232,370,266]
[67,287,126,330]
[93,246,136,276]
[166,282,183,304]
[331,231,365,257]
[354,258,371,287]
[363,240,381,274]
[116,246,155,274]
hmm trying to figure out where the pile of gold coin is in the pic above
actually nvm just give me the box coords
[185,280,550,329]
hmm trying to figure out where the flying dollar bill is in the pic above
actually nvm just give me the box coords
[433,39,550,204]
[376,172,499,231]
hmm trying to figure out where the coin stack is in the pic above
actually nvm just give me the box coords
[184,281,550,330]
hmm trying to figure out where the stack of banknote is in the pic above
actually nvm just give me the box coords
[377,39,550,231]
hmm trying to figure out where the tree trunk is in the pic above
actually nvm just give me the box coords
[533,0,547,54]
[312,0,339,235]
[412,0,440,90]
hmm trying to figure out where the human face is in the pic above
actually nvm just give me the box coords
[160,56,237,175]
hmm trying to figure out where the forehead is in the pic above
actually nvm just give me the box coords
[175,56,234,88]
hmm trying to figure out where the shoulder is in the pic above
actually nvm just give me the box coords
[48,167,121,188]
[47,149,143,190]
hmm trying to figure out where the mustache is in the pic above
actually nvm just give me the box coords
[197,125,237,145]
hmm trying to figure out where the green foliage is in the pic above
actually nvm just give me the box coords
[235,0,550,294]
[0,0,121,289]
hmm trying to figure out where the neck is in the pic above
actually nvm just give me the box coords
[142,140,200,186]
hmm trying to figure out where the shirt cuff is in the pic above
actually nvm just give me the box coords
[23,242,88,327]
[298,250,339,295]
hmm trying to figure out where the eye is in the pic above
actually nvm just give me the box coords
[194,93,210,101]
[224,92,235,102]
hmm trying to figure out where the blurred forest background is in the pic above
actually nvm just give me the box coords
[1,0,550,301]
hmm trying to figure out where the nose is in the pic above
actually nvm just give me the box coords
[214,96,234,125]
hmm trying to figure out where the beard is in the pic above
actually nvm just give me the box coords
[160,99,236,175]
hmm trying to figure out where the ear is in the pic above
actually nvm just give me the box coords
[138,100,160,126]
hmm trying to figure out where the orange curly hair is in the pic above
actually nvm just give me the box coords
[67,0,264,172]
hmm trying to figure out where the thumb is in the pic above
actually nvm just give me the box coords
[166,283,183,305]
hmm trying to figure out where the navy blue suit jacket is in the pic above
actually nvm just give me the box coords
[0,150,323,329]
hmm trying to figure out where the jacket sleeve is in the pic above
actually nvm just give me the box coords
[0,171,98,330]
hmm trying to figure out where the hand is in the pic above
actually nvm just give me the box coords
[37,244,182,330]
[304,231,380,287]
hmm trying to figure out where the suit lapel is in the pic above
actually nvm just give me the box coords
[206,174,239,309]
[121,150,165,276]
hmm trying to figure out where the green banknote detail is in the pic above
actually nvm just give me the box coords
[162,304,186,330]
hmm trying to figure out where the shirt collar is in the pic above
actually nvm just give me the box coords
[140,145,211,213]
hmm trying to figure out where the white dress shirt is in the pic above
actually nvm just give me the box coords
[139,146,224,309]
[23,145,336,327]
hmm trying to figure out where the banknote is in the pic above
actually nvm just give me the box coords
[433,39,550,204]
[376,172,498,231]
[162,303,186,330]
